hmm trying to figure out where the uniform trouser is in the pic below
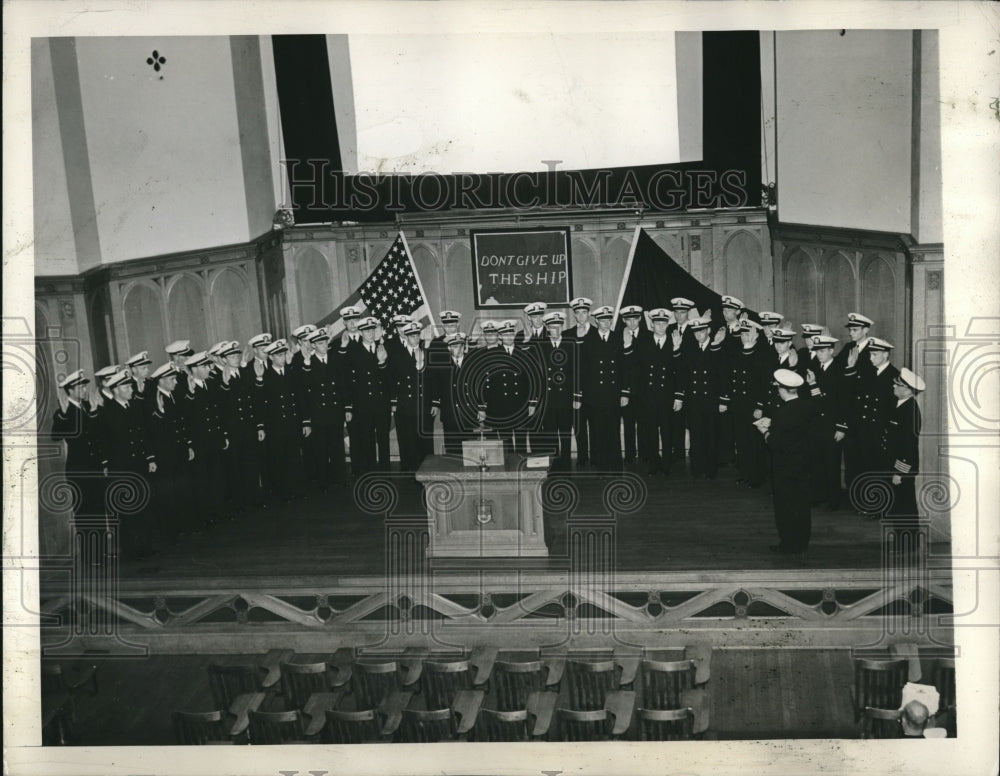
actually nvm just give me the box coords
[226,429,263,510]
[810,431,843,507]
[153,461,186,541]
[845,429,885,508]
[192,441,228,524]
[541,403,573,469]
[573,404,591,462]
[107,468,153,559]
[588,403,622,471]
[717,408,736,465]
[733,405,767,486]
[670,405,687,460]
[638,400,672,472]
[774,471,812,552]
[350,407,391,475]
[885,474,921,553]
[512,411,540,454]
[395,408,432,472]
[687,399,719,478]
[621,402,638,460]
[265,427,303,500]
[312,413,348,484]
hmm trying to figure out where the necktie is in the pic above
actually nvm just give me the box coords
[601,333,607,343]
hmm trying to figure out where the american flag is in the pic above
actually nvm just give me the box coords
[317,232,435,335]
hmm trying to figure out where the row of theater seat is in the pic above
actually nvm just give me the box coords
[174,644,713,743]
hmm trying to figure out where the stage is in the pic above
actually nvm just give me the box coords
[38,462,955,655]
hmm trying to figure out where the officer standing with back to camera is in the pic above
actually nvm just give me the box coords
[755,368,816,559]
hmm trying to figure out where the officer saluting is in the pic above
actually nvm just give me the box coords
[844,337,899,514]
[165,340,194,396]
[390,321,434,473]
[124,351,153,411]
[755,369,816,558]
[479,320,540,455]
[184,351,230,526]
[617,305,646,463]
[52,370,100,520]
[804,335,849,510]
[518,302,548,348]
[685,316,727,480]
[217,340,263,512]
[432,332,475,455]
[148,362,194,541]
[257,339,307,500]
[336,306,364,355]
[834,312,875,374]
[345,317,391,475]
[564,297,597,467]
[625,308,683,476]
[666,297,697,464]
[99,370,157,560]
[536,311,576,471]
[300,328,349,488]
[797,324,825,367]
[578,305,628,473]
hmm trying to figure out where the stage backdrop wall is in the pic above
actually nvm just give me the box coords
[280,209,774,336]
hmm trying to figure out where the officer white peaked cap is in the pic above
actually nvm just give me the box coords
[801,323,823,334]
[846,312,874,327]
[593,306,614,319]
[524,302,548,315]
[125,351,151,367]
[94,365,120,379]
[809,335,838,349]
[106,370,133,389]
[480,320,498,332]
[868,337,894,351]
[570,297,593,310]
[445,332,467,345]
[185,351,211,367]
[264,339,289,355]
[620,305,643,317]
[649,308,670,322]
[340,306,361,319]
[670,297,695,310]
[248,333,272,348]
[772,328,795,341]
[898,367,926,392]
[759,311,783,324]
[402,322,423,336]
[721,295,745,309]
[219,341,241,356]
[357,317,380,330]
[151,363,178,380]
[543,311,565,325]
[306,329,330,343]
[498,320,517,333]
[59,370,90,389]
[689,317,711,330]
[440,310,461,321]
[165,340,193,355]
[292,324,317,339]
[773,368,804,388]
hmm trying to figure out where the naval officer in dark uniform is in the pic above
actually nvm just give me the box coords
[147,362,194,541]
[345,317,391,475]
[299,328,349,488]
[564,297,597,466]
[391,321,435,473]
[257,339,307,500]
[756,369,816,557]
[537,311,576,471]
[578,305,628,472]
[685,317,727,480]
[51,370,101,520]
[884,368,925,555]
[217,340,263,511]
[804,335,848,510]
[478,320,540,455]
[616,305,646,463]
[432,332,475,456]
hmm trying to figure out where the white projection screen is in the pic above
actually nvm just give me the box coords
[337,32,703,175]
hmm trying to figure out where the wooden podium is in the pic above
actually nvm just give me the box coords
[416,453,550,558]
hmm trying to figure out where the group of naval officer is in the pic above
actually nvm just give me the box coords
[51,296,924,562]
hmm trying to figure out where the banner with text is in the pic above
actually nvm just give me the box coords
[471,228,573,308]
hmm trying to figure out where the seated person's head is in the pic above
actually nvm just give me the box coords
[901,700,930,736]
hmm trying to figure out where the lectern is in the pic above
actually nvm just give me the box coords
[416,450,550,558]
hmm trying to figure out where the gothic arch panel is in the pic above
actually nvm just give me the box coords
[783,249,818,330]
[411,243,441,318]
[862,255,898,346]
[211,268,252,343]
[123,282,166,360]
[444,242,472,324]
[571,238,599,305]
[295,247,333,326]
[601,236,631,305]
[823,251,856,334]
[724,230,763,312]
[167,274,208,346]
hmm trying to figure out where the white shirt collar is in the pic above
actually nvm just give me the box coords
[68,397,82,408]
[875,361,888,375]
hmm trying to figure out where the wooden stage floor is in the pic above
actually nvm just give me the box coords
[113,462,951,582]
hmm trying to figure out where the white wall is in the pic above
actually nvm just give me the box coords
[775,30,913,233]
[32,39,79,275]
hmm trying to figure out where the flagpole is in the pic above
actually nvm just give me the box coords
[611,225,642,329]
[397,230,437,330]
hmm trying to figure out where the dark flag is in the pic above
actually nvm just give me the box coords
[613,227,726,327]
